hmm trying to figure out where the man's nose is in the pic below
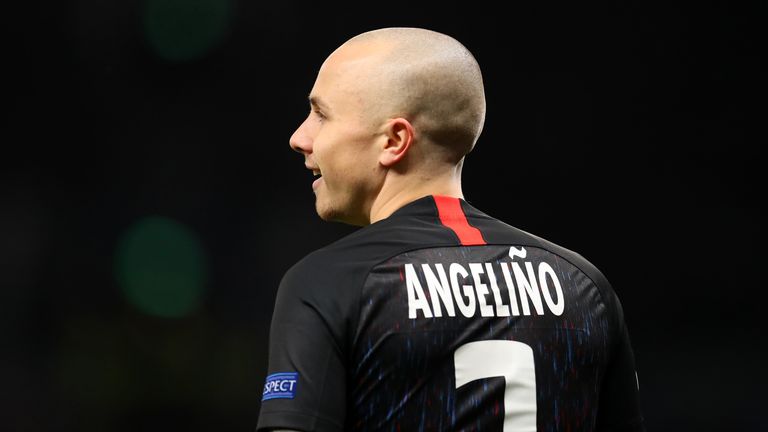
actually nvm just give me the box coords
[289,117,313,154]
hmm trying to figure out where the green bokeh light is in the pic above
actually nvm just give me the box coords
[115,216,207,317]
[143,0,233,62]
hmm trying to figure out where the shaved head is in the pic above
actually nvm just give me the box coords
[292,27,485,225]
[326,27,486,162]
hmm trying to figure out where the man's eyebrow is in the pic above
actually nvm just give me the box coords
[308,95,331,112]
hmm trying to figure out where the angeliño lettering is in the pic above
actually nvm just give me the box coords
[405,252,565,319]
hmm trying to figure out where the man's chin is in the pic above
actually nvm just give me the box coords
[315,199,366,226]
[314,199,338,222]
[315,208,335,222]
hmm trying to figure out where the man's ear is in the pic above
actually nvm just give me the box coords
[379,118,414,167]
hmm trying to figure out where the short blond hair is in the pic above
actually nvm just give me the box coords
[345,28,486,162]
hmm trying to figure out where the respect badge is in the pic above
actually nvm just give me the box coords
[262,372,299,401]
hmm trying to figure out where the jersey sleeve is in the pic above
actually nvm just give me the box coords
[595,287,645,432]
[256,257,350,432]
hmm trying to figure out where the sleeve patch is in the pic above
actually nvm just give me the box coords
[262,372,299,401]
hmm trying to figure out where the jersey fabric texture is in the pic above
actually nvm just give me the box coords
[257,195,644,432]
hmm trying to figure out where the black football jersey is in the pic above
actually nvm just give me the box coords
[257,195,643,431]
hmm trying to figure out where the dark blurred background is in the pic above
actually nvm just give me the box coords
[4,1,765,431]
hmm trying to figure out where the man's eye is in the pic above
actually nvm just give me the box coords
[314,110,326,121]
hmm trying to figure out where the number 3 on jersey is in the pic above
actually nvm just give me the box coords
[454,340,537,431]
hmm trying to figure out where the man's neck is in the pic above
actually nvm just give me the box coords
[367,167,464,224]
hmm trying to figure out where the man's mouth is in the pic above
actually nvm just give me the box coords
[310,167,323,190]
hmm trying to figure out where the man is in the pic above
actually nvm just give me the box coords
[257,27,644,431]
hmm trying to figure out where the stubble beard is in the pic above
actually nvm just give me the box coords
[314,187,366,226]
[314,186,340,222]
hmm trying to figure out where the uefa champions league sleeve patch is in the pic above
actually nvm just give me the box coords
[262,372,299,401]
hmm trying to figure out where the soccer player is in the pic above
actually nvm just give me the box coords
[257,27,644,432]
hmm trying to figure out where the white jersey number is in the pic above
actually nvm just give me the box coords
[454,340,537,431]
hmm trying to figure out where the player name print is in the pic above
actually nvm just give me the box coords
[405,246,565,319]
